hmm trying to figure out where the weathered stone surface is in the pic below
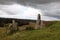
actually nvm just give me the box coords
[7,20,18,34]
[7,24,13,34]
[35,14,43,29]
[12,20,18,31]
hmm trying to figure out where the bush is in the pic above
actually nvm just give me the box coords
[26,26,34,30]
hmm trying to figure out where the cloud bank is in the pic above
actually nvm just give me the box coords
[0,0,60,21]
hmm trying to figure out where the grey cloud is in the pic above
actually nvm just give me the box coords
[39,2,60,19]
[0,0,60,5]
[0,0,60,19]
[17,0,60,6]
[24,2,60,19]
[0,0,17,5]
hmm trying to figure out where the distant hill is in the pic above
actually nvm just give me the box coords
[0,17,36,27]
[0,17,60,27]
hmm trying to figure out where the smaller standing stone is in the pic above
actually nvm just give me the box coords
[12,20,18,31]
[7,20,18,34]
[7,24,13,34]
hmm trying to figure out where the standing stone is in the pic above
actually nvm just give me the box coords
[35,14,43,29]
[7,20,18,34]
[12,20,18,31]
[7,24,13,34]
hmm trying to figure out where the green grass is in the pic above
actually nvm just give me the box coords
[0,21,60,40]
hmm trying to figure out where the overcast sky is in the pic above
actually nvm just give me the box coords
[0,0,60,21]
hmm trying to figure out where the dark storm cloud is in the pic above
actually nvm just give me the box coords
[17,0,60,5]
[0,0,17,5]
[38,2,60,19]
[0,0,60,19]
[0,0,60,5]
[22,2,60,19]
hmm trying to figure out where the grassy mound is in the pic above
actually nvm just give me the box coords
[0,21,60,40]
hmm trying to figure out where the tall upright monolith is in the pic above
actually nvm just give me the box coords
[35,14,43,29]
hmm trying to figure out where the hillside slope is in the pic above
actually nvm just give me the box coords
[0,21,60,40]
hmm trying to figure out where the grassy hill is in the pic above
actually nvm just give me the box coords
[0,21,60,40]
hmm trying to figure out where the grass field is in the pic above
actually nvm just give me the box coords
[0,21,60,40]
